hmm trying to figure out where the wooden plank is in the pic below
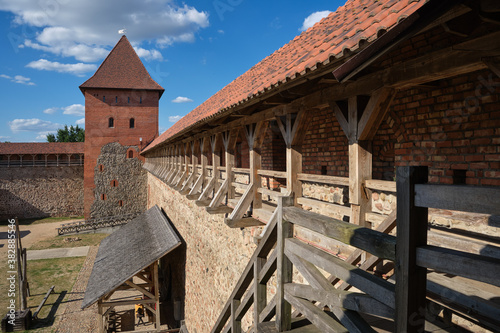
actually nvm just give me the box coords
[296,197,351,217]
[395,166,428,333]
[285,238,395,309]
[259,295,276,323]
[276,196,294,331]
[206,206,233,214]
[226,217,264,228]
[283,206,396,260]
[285,252,385,330]
[427,272,500,326]
[258,169,287,178]
[257,187,285,198]
[33,285,55,319]
[100,298,156,307]
[235,286,254,321]
[415,184,500,215]
[209,177,229,209]
[232,182,249,190]
[258,249,277,285]
[284,291,348,333]
[364,179,396,192]
[297,173,349,186]
[286,284,393,319]
[428,228,500,259]
[198,177,216,201]
[233,167,250,174]
[188,173,204,197]
[226,183,255,222]
[416,245,500,287]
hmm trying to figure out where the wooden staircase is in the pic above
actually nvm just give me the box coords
[210,167,500,333]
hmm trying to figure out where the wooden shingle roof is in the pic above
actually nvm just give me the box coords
[81,205,181,309]
[80,35,164,95]
[143,0,427,152]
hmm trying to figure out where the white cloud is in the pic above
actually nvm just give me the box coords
[75,118,85,125]
[169,115,182,123]
[217,29,224,34]
[300,11,331,31]
[35,131,55,141]
[0,1,209,62]
[43,107,59,114]
[134,47,163,61]
[172,96,193,103]
[9,118,61,133]
[63,104,85,116]
[0,136,11,140]
[26,59,97,76]
[0,73,35,85]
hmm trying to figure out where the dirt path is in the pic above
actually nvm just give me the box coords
[0,219,83,256]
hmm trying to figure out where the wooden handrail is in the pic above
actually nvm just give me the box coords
[297,173,349,186]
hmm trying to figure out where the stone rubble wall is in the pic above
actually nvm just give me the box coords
[90,142,146,218]
[147,173,260,333]
[0,166,83,220]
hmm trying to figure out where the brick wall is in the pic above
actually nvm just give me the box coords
[84,88,159,218]
[0,166,83,220]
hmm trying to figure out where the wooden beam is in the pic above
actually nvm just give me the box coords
[357,88,396,141]
[226,183,255,223]
[208,177,229,209]
[276,196,294,332]
[124,280,155,300]
[154,261,161,330]
[349,141,372,226]
[395,166,428,333]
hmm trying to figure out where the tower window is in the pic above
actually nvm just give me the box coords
[108,117,114,128]
[100,193,106,201]
[103,96,105,102]
[128,150,134,158]
[110,179,118,187]
[118,200,124,207]
[128,97,130,103]
[99,164,104,172]
[140,97,142,104]
[115,96,118,103]
[129,118,135,129]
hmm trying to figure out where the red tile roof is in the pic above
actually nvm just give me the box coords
[0,142,84,155]
[80,35,164,95]
[144,0,426,153]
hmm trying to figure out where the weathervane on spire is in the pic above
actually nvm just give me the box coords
[118,28,127,35]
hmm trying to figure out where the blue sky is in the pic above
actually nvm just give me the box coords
[0,0,343,142]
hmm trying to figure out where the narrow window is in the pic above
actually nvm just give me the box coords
[129,118,135,129]
[118,200,123,207]
[110,180,118,187]
[99,164,104,172]
[140,97,142,104]
[115,96,118,103]
[103,96,106,102]
[109,117,114,128]
[100,194,106,200]
[128,97,130,103]
[128,150,134,158]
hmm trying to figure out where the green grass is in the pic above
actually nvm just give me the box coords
[28,233,109,250]
[0,216,84,226]
[0,256,85,332]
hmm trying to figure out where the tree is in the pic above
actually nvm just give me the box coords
[46,125,85,142]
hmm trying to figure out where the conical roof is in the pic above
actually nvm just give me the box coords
[80,35,164,96]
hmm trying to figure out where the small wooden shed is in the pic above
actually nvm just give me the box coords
[82,205,181,332]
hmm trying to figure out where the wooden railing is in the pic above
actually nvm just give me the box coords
[209,166,500,332]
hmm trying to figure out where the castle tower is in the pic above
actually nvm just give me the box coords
[80,35,164,219]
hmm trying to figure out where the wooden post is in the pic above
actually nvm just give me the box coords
[154,261,161,331]
[98,300,104,333]
[244,122,267,210]
[276,196,294,332]
[212,134,221,193]
[223,130,238,200]
[200,138,208,188]
[395,166,428,333]
[254,256,266,327]
[231,299,241,333]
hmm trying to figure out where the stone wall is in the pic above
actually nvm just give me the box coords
[147,173,261,332]
[0,166,83,220]
[90,142,147,218]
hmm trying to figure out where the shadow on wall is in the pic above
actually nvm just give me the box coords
[159,209,186,329]
[0,189,49,220]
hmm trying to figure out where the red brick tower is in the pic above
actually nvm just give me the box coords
[80,35,164,219]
